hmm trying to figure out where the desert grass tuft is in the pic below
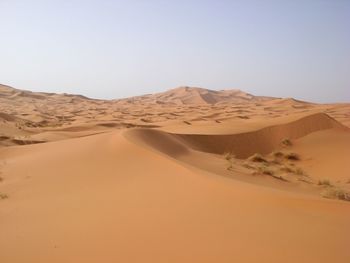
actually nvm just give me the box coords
[318,179,332,186]
[281,138,292,146]
[257,166,274,175]
[224,152,235,161]
[285,152,300,161]
[0,193,8,200]
[242,162,255,170]
[272,151,284,158]
[294,167,306,176]
[280,165,306,176]
[280,165,294,173]
[321,188,350,201]
[248,153,267,163]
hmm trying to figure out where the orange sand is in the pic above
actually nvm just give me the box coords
[0,84,349,262]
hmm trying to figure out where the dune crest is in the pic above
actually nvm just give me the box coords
[126,113,348,158]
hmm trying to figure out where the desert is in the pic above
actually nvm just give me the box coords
[0,84,349,262]
[1,1,349,262]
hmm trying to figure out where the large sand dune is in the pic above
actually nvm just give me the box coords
[0,84,350,262]
[127,112,348,158]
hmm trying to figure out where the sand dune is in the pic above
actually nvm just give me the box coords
[140,86,272,105]
[1,84,350,262]
[128,113,347,158]
[1,130,350,263]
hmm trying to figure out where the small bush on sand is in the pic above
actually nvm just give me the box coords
[294,167,305,176]
[256,166,287,181]
[0,193,8,200]
[321,188,350,201]
[280,165,305,176]
[224,152,235,161]
[272,151,284,158]
[318,179,332,186]
[242,162,255,170]
[281,138,292,146]
[285,152,300,161]
[280,165,294,173]
[257,166,274,175]
[248,153,267,163]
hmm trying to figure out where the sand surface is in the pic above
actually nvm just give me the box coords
[1,84,350,262]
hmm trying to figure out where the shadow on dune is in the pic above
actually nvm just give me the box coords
[125,113,349,159]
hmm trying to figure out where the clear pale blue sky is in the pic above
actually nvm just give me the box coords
[1,0,349,102]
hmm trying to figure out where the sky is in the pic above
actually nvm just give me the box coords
[0,0,349,102]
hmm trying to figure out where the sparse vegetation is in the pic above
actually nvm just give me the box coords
[257,166,274,175]
[271,174,287,181]
[0,193,8,200]
[281,138,292,147]
[285,152,300,161]
[321,188,350,201]
[255,166,287,181]
[242,162,255,170]
[229,149,306,183]
[272,151,284,158]
[294,167,305,176]
[248,153,267,163]
[280,165,294,173]
[224,152,235,161]
[298,178,312,184]
[280,165,305,176]
[318,179,332,186]
[270,151,283,164]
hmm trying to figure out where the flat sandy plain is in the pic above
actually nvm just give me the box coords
[0,84,350,262]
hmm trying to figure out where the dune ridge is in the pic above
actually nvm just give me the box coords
[126,112,348,158]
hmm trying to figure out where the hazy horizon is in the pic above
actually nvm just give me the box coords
[1,0,349,103]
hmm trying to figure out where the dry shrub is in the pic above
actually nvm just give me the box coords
[242,162,255,170]
[224,152,235,161]
[280,165,294,173]
[248,153,267,163]
[0,193,8,200]
[318,179,332,186]
[281,138,292,146]
[294,167,305,176]
[280,165,305,176]
[285,152,300,161]
[257,166,274,175]
[272,151,284,158]
[321,188,350,201]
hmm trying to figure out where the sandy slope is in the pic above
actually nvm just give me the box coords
[126,113,350,195]
[1,84,350,262]
[0,131,350,263]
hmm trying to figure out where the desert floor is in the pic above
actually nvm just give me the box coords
[1,85,350,262]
